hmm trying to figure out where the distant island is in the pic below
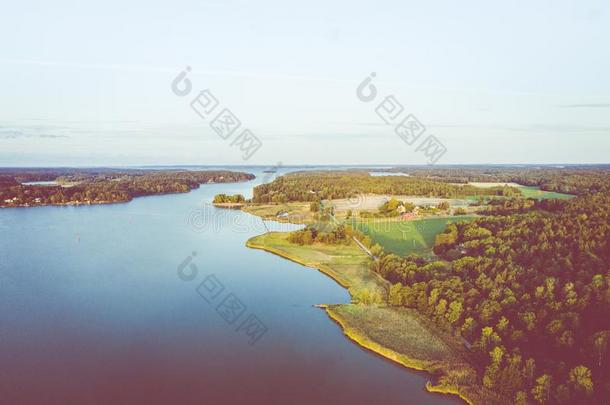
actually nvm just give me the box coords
[0,168,254,207]
[212,193,246,208]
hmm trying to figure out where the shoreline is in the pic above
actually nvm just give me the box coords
[212,202,245,209]
[324,305,474,405]
[246,237,351,289]
[0,177,255,209]
[245,232,485,405]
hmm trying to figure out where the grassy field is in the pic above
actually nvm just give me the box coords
[515,185,574,199]
[326,305,502,404]
[465,182,574,200]
[329,194,473,213]
[328,305,459,365]
[246,231,388,297]
[349,216,476,256]
[242,202,313,223]
[246,231,499,404]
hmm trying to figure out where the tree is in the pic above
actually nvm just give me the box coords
[478,326,501,352]
[354,289,371,305]
[568,365,593,397]
[428,288,440,308]
[514,391,528,405]
[301,229,314,245]
[434,224,458,254]
[388,283,402,306]
[213,193,244,203]
[593,330,610,367]
[445,300,463,325]
[483,345,506,389]
[496,316,509,333]
[524,358,536,386]
[532,374,552,404]
[435,299,447,319]
[437,201,450,210]
[370,243,383,258]
[460,317,475,340]
[520,311,537,331]
[496,354,525,397]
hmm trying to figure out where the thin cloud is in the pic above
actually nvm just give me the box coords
[0,129,69,139]
[0,58,356,84]
[558,103,610,108]
[507,124,610,133]
[0,59,566,97]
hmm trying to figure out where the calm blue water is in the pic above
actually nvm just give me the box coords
[0,168,457,405]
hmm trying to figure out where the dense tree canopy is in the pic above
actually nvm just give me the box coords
[388,166,609,195]
[0,169,254,207]
[252,171,521,203]
[375,193,610,403]
[288,224,350,245]
[213,193,245,204]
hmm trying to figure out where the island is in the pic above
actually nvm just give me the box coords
[0,168,255,207]
[244,168,609,404]
[212,193,246,208]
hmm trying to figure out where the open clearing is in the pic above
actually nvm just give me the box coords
[328,305,457,364]
[465,182,574,200]
[243,202,313,223]
[329,194,472,213]
[247,231,388,296]
[513,185,574,199]
[349,216,476,256]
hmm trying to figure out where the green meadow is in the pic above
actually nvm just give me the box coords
[515,185,574,199]
[464,183,574,200]
[349,216,476,256]
[247,231,388,297]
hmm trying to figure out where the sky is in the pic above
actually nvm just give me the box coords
[1,0,609,166]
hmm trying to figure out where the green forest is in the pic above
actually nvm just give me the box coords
[288,224,351,245]
[0,169,254,207]
[388,167,609,195]
[252,171,522,203]
[279,167,610,403]
[373,192,610,403]
[212,193,246,204]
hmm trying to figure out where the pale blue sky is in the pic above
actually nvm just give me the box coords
[1,0,609,166]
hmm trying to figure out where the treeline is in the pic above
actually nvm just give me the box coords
[392,167,610,195]
[288,224,350,245]
[483,197,570,216]
[252,171,521,203]
[360,197,416,218]
[0,170,254,207]
[375,194,610,403]
[0,167,150,184]
[213,194,245,204]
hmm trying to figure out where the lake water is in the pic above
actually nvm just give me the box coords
[369,171,410,177]
[21,181,60,186]
[0,167,457,404]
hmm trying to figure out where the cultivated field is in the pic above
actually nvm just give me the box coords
[514,185,574,199]
[349,216,476,256]
[242,202,313,223]
[247,232,388,297]
[329,194,473,213]
[465,182,574,200]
